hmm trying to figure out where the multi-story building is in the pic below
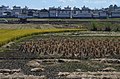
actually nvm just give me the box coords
[39,9,49,18]
[49,7,61,18]
[72,7,82,18]
[12,6,22,17]
[33,10,39,18]
[28,9,39,18]
[18,6,29,18]
[0,5,120,19]
[58,6,72,18]
[0,5,10,17]
[92,10,100,18]
[111,11,120,18]
[72,6,92,18]
[99,11,107,18]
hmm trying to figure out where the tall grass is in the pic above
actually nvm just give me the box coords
[0,29,86,47]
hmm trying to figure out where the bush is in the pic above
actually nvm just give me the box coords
[91,23,97,31]
[104,27,111,31]
[115,28,119,32]
[91,26,97,31]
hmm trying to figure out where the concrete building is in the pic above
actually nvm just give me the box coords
[80,10,92,18]
[111,11,120,18]
[92,10,100,18]
[49,7,61,18]
[28,9,39,18]
[0,5,10,17]
[0,5,120,19]
[39,9,49,18]
[72,7,81,18]
[72,10,92,18]
[99,11,107,18]
[72,6,92,18]
[18,6,29,18]
[12,6,22,17]
[58,6,72,18]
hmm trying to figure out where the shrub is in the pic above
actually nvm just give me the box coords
[104,27,111,31]
[91,23,97,31]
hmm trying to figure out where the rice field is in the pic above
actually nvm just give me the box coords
[18,36,120,59]
[0,24,56,29]
[0,19,120,79]
[0,29,86,47]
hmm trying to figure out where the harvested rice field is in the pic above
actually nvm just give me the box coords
[0,32,120,78]
[0,19,120,79]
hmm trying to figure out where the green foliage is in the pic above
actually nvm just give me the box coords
[104,27,111,31]
[88,22,120,32]
[91,22,97,31]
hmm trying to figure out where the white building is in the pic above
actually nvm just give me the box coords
[72,6,92,18]
[27,9,39,18]
[49,7,57,18]
[0,5,10,17]
[12,6,22,17]
[92,10,100,18]
[18,6,29,18]
[72,10,92,18]
[111,11,120,18]
[80,11,92,18]
[58,6,71,18]
[72,10,81,18]
[99,11,107,18]
[33,10,39,18]
[39,9,49,18]
[49,7,61,18]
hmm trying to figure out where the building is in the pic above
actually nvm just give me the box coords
[0,5,10,17]
[92,10,100,18]
[72,7,81,18]
[99,11,107,18]
[39,9,49,18]
[27,9,39,18]
[72,6,92,18]
[111,11,120,18]
[12,6,22,17]
[0,5,120,19]
[49,7,61,18]
[18,6,29,18]
[33,10,39,18]
[28,9,34,17]
[58,6,71,18]
[72,10,92,18]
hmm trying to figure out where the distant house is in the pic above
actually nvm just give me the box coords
[3,11,12,17]
[0,5,9,17]
[33,10,39,18]
[80,10,92,18]
[72,10,92,18]
[72,8,81,18]
[92,10,100,18]
[49,7,60,18]
[111,11,120,18]
[27,9,39,18]
[99,11,107,18]
[39,9,49,18]
[58,6,71,18]
[72,6,92,18]
[28,9,34,17]
[12,6,22,17]
[0,4,120,19]
[18,6,29,18]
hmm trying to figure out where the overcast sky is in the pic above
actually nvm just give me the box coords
[0,0,119,9]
